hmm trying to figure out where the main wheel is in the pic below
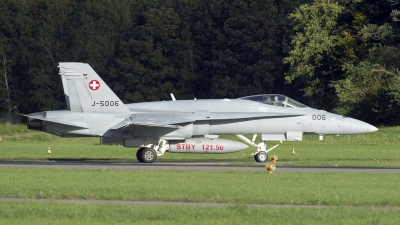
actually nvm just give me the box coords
[136,148,145,162]
[140,148,157,163]
[254,152,268,163]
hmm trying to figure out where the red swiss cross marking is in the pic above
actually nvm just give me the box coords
[89,80,100,91]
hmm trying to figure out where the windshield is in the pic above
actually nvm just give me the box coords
[240,94,308,108]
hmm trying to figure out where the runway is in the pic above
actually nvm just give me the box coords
[1,160,400,173]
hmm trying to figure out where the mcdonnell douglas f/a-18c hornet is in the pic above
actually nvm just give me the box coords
[26,63,378,163]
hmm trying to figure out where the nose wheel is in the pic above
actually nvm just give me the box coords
[254,151,268,163]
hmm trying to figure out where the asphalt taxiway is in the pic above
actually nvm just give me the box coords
[1,160,399,173]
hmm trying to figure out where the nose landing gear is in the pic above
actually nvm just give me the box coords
[235,134,279,163]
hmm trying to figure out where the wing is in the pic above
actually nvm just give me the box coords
[111,112,303,129]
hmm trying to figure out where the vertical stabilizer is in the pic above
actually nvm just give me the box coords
[59,62,130,113]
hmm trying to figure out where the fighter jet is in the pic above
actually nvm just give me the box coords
[26,62,378,163]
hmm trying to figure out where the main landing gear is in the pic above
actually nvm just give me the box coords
[136,139,168,163]
[136,148,157,163]
[235,134,280,163]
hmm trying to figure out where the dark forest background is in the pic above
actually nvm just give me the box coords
[0,0,399,125]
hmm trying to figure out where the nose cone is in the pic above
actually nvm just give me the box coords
[342,118,378,134]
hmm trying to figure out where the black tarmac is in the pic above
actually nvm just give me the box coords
[1,160,400,173]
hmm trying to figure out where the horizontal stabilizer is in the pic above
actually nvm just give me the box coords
[23,114,88,129]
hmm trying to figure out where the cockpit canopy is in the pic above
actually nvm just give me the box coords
[240,94,308,108]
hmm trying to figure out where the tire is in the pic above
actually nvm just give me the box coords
[140,148,157,163]
[136,148,145,162]
[254,152,268,163]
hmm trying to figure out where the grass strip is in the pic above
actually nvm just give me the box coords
[0,123,27,135]
[0,201,398,225]
[1,168,399,206]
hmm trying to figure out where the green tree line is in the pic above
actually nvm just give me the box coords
[0,0,399,125]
